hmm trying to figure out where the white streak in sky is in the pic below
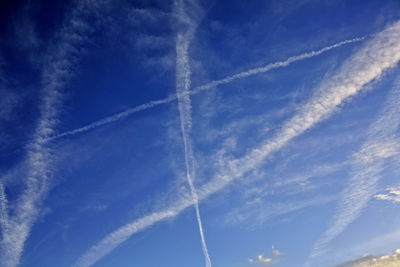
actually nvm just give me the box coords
[49,37,364,141]
[175,0,211,266]
[310,75,400,259]
[73,21,400,267]
[0,1,108,266]
[46,94,177,141]
[176,32,212,267]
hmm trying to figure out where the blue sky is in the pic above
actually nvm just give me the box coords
[1,0,400,266]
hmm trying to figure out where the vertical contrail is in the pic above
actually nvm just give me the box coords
[175,1,211,266]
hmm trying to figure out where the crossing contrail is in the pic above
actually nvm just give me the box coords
[49,36,365,141]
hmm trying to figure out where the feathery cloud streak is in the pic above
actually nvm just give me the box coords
[0,1,109,266]
[49,37,364,141]
[174,0,211,266]
[310,72,400,258]
[73,21,400,267]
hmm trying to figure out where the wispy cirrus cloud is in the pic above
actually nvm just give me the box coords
[226,196,336,227]
[48,36,364,141]
[225,161,346,226]
[0,1,111,266]
[310,74,400,259]
[127,5,176,74]
[73,20,400,267]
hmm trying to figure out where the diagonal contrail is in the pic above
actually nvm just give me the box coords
[72,21,400,267]
[174,0,211,266]
[48,36,365,141]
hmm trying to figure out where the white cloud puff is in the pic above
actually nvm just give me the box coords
[375,186,400,203]
[249,255,273,265]
[249,246,282,265]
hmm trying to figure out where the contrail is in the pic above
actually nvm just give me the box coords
[46,95,177,141]
[73,21,400,267]
[175,0,211,266]
[176,33,212,267]
[49,36,365,141]
[0,1,110,266]
[309,75,400,260]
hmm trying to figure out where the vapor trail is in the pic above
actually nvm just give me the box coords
[46,95,177,141]
[175,0,211,266]
[73,21,400,267]
[176,33,212,267]
[49,36,364,141]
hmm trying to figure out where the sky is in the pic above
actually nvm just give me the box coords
[1,0,400,267]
